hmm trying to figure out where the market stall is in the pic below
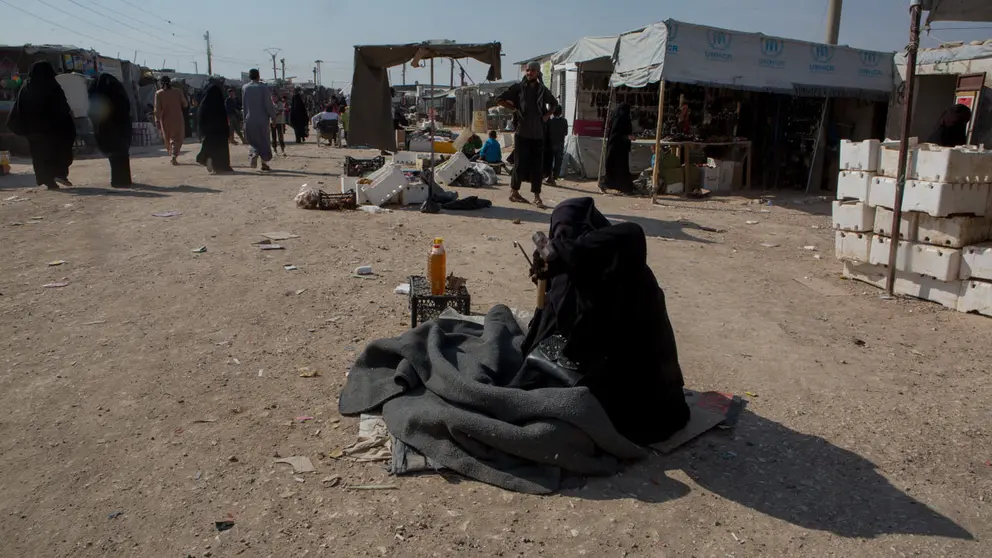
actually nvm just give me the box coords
[607,20,894,198]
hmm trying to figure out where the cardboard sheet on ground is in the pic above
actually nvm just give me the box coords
[651,390,746,453]
[794,276,847,297]
[260,232,300,241]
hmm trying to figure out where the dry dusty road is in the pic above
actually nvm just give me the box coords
[0,138,989,557]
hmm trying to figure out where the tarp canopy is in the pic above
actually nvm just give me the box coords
[611,20,894,100]
[551,36,619,65]
[350,42,502,151]
[926,0,992,23]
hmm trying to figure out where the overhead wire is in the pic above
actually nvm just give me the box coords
[68,0,201,54]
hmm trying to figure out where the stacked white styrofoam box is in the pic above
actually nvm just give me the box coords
[839,139,880,172]
[832,201,874,232]
[341,176,369,204]
[837,170,874,202]
[361,164,410,206]
[392,151,419,165]
[433,152,472,187]
[835,231,872,262]
[837,139,992,315]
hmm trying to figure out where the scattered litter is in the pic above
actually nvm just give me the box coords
[192,418,218,423]
[731,532,744,544]
[745,220,759,225]
[296,415,314,422]
[152,211,182,218]
[42,281,70,288]
[257,369,264,377]
[260,231,299,241]
[4,195,26,202]
[228,455,239,462]
[295,289,307,295]
[394,283,410,295]
[82,320,106,325]
[47,260,66,266]
[484,235,500,241]
[322,475,342,487]
[299,368,320,378]
[813,254,823,260]
[11,222,25,226]
[512,219,522,225]
[231,358,241,365]
[354,265,374,276]
[358,205,391,214]
[346,484,397,490]
[107,511,123,520]
[215,521,235,532]
[191,246,207,253]
[853,338,867,347]
[274,456,316,473]
[194,471,202,481]
[29,216,44,220]
[803,245,818,251]
[260,244,284,250]
[745,391,759,398]
[759,243,779,248]
[284,265,298,271]
[328,449,344,459]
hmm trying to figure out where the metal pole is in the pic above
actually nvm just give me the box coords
[650,81,667,203]
[825,0,843,45]
[430,58,436,165]
[596,88,615,189]
[885,0,923,295]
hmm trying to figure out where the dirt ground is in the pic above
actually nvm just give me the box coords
[0,135,989,558]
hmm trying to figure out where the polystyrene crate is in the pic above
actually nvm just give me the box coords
[839,139,880,172]
[836,170,874,202]
[393,151,419,165]
[360,164,408,206]
[867,176,899,209]
[433,152,472,187]
[878,139,918,179]
[842,260,887,289]
[917,214,990,248]
[392,183,430,205]
[868,237,962,282]
[835,231,872,262]
[895,272,961,309]
[832,201,874,232]
[874,206,918,241]
[957,279,992,316]
[914,144,992,183]
[961,242,992,281]
[902,181,990,217]
[340,176,369,204]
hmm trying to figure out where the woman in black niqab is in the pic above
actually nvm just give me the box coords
[928,103,972,147]
[522,197,690,445]
[5,60,76,189]
[290,91,309,143]
[600,102,635,194]
[195,84,233,173]
[88,73,133,187]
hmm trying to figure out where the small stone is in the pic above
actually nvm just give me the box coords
[228,455,238,463]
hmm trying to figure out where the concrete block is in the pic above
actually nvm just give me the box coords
[832,201,874,232]
[835,231,872,262]
[961,242,992,281]
[842,260,886,289]
[837,170,874,202]
[957,279,992,317]
[868,176,899,209]
[917,214,990,248]
[894,272,961,309]
[879,139,917,178]
[869,237,962,282]
[902,180,990,217]
[839,139,880,172]
[873,206,919,240]
[914,144,992,183]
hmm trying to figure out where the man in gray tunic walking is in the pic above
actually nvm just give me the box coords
[241,69,276,171]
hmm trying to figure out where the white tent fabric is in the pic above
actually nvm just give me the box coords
[926,0,992,23]
[551,36,619,65]
[610,20,894,98]
[610,23,669,88]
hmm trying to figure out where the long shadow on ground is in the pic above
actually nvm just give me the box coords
[571,410,972,540]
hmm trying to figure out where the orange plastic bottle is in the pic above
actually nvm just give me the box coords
[427,237,447,295]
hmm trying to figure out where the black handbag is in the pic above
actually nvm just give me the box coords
[523,334,582,387]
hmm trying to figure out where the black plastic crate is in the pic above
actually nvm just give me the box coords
[409,275,470,327]
[344,155,385,177]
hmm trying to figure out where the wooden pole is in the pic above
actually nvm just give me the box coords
[650,81,667,204]
[596,88,616,189]
[885,0,923,295]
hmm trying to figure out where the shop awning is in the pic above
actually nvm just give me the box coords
[551,36,619,65]
[926,0,992,23]
[610,20,894,100]
[350,41,502,151]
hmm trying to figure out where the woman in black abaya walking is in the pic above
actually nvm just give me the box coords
[88,73,133,187]
[599,102,635,194]
[195,84,233,173]
[290,90,309,143]
[5,61,76,189]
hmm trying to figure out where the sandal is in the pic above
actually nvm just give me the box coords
[509,192,529,204]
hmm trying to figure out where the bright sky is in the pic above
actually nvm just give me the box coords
[3,0,991,90]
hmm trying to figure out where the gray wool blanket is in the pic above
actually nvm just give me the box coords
[338,304,646,494]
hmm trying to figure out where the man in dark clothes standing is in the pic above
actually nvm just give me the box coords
[497,61,558,209]
[544,105,568,187]
[225,88,246,145]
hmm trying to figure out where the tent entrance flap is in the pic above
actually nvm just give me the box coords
[925,0,992,23]
[350,42,502,152]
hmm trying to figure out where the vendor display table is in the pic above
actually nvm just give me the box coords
[633,139,752,201]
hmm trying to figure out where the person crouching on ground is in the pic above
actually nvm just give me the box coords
[496,61,558,209]
[462,133,483,160]
[478,130,503,165]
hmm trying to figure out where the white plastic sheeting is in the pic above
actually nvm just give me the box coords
[896,41,992,66]
[551,36,619,65]
[926,0,992,23]
[610,20,894,99]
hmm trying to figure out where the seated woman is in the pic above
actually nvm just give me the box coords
[311,104,340,147]
[522,197,690,445]
[461,133,483,159]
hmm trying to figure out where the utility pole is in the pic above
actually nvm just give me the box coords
[825,0,842,45]
[313,66,317,86]
[401,63,406,85]
[265,48,282,81]
[191,61,198,73]
[280,58,286,81]
[450,58,454,89]
[204,31,212,75]
[315,60,324,87]
[460,66,465,87]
